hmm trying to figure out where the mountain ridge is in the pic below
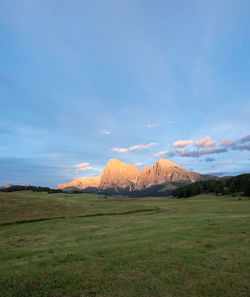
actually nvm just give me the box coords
[58,158,214,193]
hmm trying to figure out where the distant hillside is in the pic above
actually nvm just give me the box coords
[172,173,250,198]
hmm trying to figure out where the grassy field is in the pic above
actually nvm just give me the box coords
[0,191,250,297]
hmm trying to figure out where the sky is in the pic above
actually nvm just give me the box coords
[0,0,250,187]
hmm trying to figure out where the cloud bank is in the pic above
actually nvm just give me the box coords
[219,135,250,151]
[154,147,227,158]
[155,134,250,159]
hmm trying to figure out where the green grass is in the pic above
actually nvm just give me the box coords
[0,191,250,297]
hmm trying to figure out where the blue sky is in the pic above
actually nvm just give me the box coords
[1,0,250,187]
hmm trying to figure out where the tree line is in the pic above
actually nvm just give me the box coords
[0,185,63,194]
[172,173,250,198]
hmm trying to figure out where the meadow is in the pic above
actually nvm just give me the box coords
[0,191,250,297]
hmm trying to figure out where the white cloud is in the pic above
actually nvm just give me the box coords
[74,162,92,171]
[112,142,158,153]
[173,139,194,147]
[154,151,176,158]
[134,162,144,166]
[147,123,159,128]
[129,143,158,150]
[154,151,168,157]
[112,147,129,153]
[194,136,216,147]
[74,162,99,174]
[99,128,111,135]
[168,121,174,125]
[173,136,216,148]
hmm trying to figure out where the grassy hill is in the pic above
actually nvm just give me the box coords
[0,191,250,297]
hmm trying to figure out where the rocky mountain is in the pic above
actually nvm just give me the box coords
[58,177,100,190]
[99,159,139,191]
[58,158,213,193]
[135,159,202,189]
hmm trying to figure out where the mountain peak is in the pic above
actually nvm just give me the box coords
[135,158,199,190]
[157,158,180,167]
[107,158,126,166]
[99,159,139,190]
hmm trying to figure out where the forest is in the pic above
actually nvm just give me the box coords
[172,174,250,198]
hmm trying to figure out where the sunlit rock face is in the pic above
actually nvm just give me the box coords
[58,177,101,189]
[99,159,140,191]
[135,159,202,189]
[58,158,204,191]
[134,165,151,190]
